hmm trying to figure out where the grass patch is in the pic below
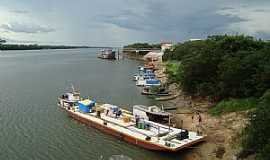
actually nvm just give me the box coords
[166,61,180,75]
[165,61,183,83]
[209,98,258,116]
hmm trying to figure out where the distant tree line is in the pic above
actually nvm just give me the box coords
[163,35,270,159]
[0,38,92,50]
[124,43,161,49]
[123,43,161,56]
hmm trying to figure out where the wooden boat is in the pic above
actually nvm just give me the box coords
[155,94,179,101]
[133,105,172,123]
[58,92,206,152]
[141,90,156,95]
[141,87,171,96]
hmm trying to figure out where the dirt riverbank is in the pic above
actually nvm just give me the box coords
[153,62,251,160]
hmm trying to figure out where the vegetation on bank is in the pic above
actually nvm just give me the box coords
[241,90,270,160]
[164,35,270,100]
[0,38,91,50]
[164,35,270,159]
[208,98,258,116]
[165,62,183,84]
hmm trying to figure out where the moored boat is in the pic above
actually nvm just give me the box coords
[145,79,161,86]
[136,78,161,87]
[155,93,180,101]
[141,86,171,96]
[97,49,116,60]
[58,92,206,152]
[133,105,171,123]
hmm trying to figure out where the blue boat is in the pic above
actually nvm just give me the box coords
[145,79,161,86]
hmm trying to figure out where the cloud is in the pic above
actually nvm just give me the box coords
[0,36,38,44]
[99,0,245,39]
[218,5,270,39]
[253,9,268,13]
[0,22,55,34]
[1,0,270,45]
[220,7,235,10]
[10,10,29,14]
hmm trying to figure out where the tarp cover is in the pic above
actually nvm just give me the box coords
[79,99,94,106]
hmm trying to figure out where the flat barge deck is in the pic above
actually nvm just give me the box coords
[60,102,206,152]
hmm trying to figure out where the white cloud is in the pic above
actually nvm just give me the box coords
[1,22,55,34]
[9,9,29,14]
[218,5,270,38]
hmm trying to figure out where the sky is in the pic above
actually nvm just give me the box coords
[0,0,270,47]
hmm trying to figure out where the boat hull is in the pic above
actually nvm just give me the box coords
[63,108,205,152]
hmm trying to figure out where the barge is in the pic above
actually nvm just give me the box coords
[58,92,206,152]
[97,49,116,60]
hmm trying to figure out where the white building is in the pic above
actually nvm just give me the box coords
[143,51,164,62]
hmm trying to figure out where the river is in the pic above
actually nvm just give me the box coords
[0,48,192,160]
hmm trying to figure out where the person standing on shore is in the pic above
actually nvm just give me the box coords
[198,114,202,125]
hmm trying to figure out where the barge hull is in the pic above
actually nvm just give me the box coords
[64,109,205,152]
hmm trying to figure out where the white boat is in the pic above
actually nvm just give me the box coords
[136,76,146,86]
[133,74,140,81]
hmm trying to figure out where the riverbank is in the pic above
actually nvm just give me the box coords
[152,61,251,160]
[123,50,253,159]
